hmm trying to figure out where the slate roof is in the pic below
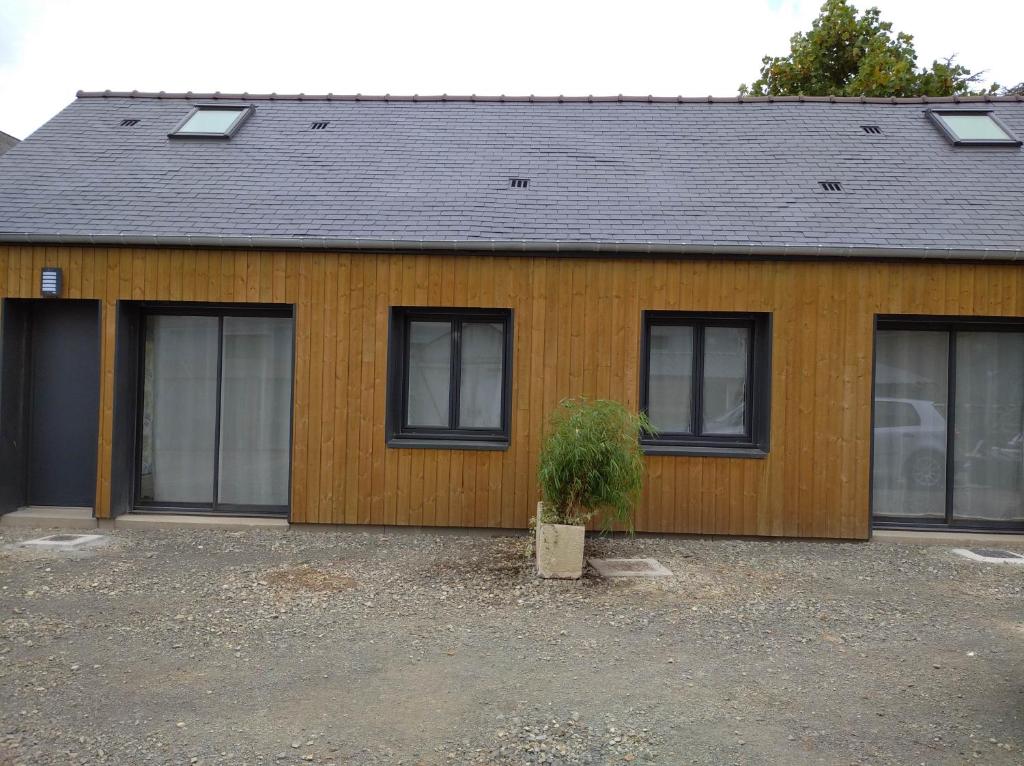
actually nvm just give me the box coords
[0,131,18,157]
[1,91,1023,259]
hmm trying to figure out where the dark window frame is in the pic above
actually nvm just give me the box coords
[387,307,513,451]
[639,311,771,458]
[169,104,254,139]
[872,314,1024,533]
[132,302,294,517]
[925,109,1022,147]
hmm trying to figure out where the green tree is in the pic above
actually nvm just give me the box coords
[740,0,996,97]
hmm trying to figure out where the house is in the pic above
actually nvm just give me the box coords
[1,90,1023,539]
[0,130,19,156]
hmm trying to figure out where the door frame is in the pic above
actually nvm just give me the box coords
[128,302,295,518]
[871,314,1024,533]
[0,298,101,514]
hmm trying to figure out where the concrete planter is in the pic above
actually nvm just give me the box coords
[535,502,585,579]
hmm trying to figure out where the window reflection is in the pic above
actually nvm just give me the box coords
[872,331,948,520]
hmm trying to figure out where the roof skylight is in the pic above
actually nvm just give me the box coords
[926,110,1021,147]
[170,105,252,138]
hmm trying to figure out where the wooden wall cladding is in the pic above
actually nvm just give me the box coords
[2,245,1022,539]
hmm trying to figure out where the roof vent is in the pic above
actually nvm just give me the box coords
[861,125,882,134]
[819,181,844,192]
[509,178,530,189]
[310,121,329,130]
[120,119,140,127]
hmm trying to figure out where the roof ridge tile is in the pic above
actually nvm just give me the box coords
[73,90,1024,105]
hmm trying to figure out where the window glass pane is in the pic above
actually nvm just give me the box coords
[939,113,1013,142]
[952,332,1024,523]
[647,325,693,433]
[872,330,948,520]
[407,321,452,427]
[139,315,219,503]
[874,401,921,428]
[458,322,504,429]
[702,326,750,435]
[177,108,245,134]
[217,317,293,506]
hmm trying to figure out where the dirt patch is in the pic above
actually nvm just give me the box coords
[265,564,358,593]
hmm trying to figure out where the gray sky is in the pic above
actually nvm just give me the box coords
[1,0,1020,140]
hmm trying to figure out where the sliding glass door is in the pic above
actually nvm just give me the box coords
[873,319,1024,530]
[137,309,293,515]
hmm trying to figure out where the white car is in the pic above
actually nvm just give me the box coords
[873,398,947,488]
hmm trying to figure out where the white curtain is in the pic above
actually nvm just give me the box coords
[217,316,293,506]
[702,326,749,435]
[142,314,293,508]
[142,315,219,503]
[647,325,693,433]
[458,322,504,429]
[407,321,452,427]
[952,332,1024,522]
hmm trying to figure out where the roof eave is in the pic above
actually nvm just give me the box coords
[0,232,1020,262]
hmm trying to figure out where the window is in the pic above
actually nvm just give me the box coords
[170,105,253,138]
[136,307,293,514]
[640,312,770,456]
[926,110,1022,147]
[873,318,1024,531]
[387,308,513,449]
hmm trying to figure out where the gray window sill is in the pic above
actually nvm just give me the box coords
[641,443,769,459]
[386,437,510,451]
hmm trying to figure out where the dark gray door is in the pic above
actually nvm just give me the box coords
[27,301,100,507]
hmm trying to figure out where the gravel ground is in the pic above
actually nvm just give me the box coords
[1,525,1023,765]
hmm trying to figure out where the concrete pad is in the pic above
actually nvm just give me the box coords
[18,533,109,551]
[1,506,96,530]
[873,529,1024,546]
[588,557,673,578]
[114,513,288,531]
[952,547,1024,564]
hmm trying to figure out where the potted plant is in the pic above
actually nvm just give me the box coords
[534,398,652,579]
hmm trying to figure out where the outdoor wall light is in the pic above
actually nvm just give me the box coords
[40,266,62,297]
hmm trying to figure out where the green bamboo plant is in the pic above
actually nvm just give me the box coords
[536,398,653,531]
